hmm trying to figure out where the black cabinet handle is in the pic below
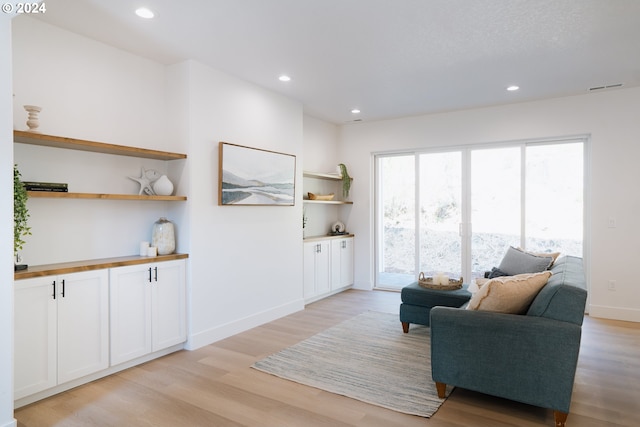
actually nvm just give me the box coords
[52,280,56,299]
[148,267,152,283]
[154,266,158,282]
[61,279,65,298]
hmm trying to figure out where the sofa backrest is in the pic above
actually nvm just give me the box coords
[526,255,588,325]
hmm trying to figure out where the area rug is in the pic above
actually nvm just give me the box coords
[251,311,449,417]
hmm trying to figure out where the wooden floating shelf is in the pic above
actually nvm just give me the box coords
[303,171,352,181]
[303,199,353,205]
[27,191,187,201]
[14,130,187,161]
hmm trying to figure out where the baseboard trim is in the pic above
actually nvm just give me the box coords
[589,304,640,322]
[185,298,305,350]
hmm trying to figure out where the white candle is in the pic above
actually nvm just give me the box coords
[147,246,157,257]
[140,241,150,256]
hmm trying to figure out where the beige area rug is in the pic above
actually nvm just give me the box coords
[252,311,450,418]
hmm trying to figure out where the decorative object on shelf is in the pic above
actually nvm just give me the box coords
[418,272,463,290]
[338,163,351,198]
[22,181,68,192]
[152,217,175,255]
[307,192,335,201]
[14,164,31,271]
[219,142,296,206]
[330,221,347,235]
[152,174,174,196]
[139,241,150,256]
[24,105,42,133]
[128,167,161,195]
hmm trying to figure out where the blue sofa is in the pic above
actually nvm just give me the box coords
[430,256,587,427]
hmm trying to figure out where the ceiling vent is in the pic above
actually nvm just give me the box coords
[589,83,623,91]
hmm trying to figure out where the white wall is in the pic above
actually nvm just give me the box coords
[1,11,18,427]
[301,115,348,237]
[340,87,640,322]
[181,61,304,349]
[11,17,305,354]
[12,17,175,265]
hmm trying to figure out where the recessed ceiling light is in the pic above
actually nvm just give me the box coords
[507,85,520,91]
[278,75,291,82]
[135,7,154,19]
[351,109,361,114]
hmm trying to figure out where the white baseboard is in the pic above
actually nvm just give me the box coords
[185,298,305,350]
[0,418,17,427]
[589,304,640,323]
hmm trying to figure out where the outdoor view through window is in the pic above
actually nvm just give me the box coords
[376,140,584,289]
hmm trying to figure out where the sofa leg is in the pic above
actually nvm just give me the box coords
[402,322,409,333]
[435,382,447,398]
[554,411,568,427]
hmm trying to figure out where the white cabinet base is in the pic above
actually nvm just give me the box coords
[14,343,184,409]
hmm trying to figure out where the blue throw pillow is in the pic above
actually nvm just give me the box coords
[498,246,553,276]
[488,267,509,278]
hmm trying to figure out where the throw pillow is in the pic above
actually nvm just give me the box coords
[467,271,553,314]
[488,266,509,278]
[518,248,561,267]
[498,246,553,275]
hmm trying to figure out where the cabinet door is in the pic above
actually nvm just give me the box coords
[303,242,317,298]
[109,264,153,366]
[14,276,57,399]
[331,237,354,289]
[57,270,109,384]
[152,260,186,351]
[315,240,331,295]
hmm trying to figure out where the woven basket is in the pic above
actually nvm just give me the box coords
[418,272,463,290]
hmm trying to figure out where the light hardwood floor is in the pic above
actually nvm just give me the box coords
[15,289,640,427]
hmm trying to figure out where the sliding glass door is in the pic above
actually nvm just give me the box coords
[375,138,585,290]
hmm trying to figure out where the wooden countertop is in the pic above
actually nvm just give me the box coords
[303,234,354,243]
[15,253,189,280]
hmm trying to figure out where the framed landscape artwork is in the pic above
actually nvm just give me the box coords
[218,142,296,206]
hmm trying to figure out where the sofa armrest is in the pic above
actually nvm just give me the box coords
[430,306,582,414]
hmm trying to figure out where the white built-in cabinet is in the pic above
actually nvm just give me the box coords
[304,235,354,303]
[14,269,109,400]
[14,255,187,407]
[110,260,186,365]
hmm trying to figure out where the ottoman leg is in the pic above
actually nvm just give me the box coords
[402,321,409,333]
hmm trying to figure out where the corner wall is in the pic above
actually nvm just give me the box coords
[0,11,17,427]
[340,87,640,322]
[181,61,304,348]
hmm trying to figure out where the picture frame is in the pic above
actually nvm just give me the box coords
[218,142,296,206]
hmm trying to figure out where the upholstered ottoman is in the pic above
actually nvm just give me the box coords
[400,282,471,332]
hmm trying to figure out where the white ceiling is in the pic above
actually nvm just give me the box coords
[29,0,640,124]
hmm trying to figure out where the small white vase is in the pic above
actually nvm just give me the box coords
[24,105,42,132]
[153,175,174,196]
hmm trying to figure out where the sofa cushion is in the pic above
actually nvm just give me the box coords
[467,271,553,314]
[498,246,554,275]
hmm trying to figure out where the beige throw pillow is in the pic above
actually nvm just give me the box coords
[467,271,553,314]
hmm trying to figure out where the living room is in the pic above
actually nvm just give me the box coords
[1,2,640,426]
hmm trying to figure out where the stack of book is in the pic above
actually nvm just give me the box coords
[22,181,69,192]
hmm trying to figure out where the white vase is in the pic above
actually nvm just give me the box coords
[152,217,175,255]
[24,105,42,132]
[153,175,174,196]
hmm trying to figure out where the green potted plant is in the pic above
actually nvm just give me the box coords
[14,164,31,271]
[338,163,352,199]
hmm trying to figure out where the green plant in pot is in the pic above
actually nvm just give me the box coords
[338,163,351,199]
[14,164,31,271]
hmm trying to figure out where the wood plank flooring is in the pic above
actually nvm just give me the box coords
[15,289,640,427]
